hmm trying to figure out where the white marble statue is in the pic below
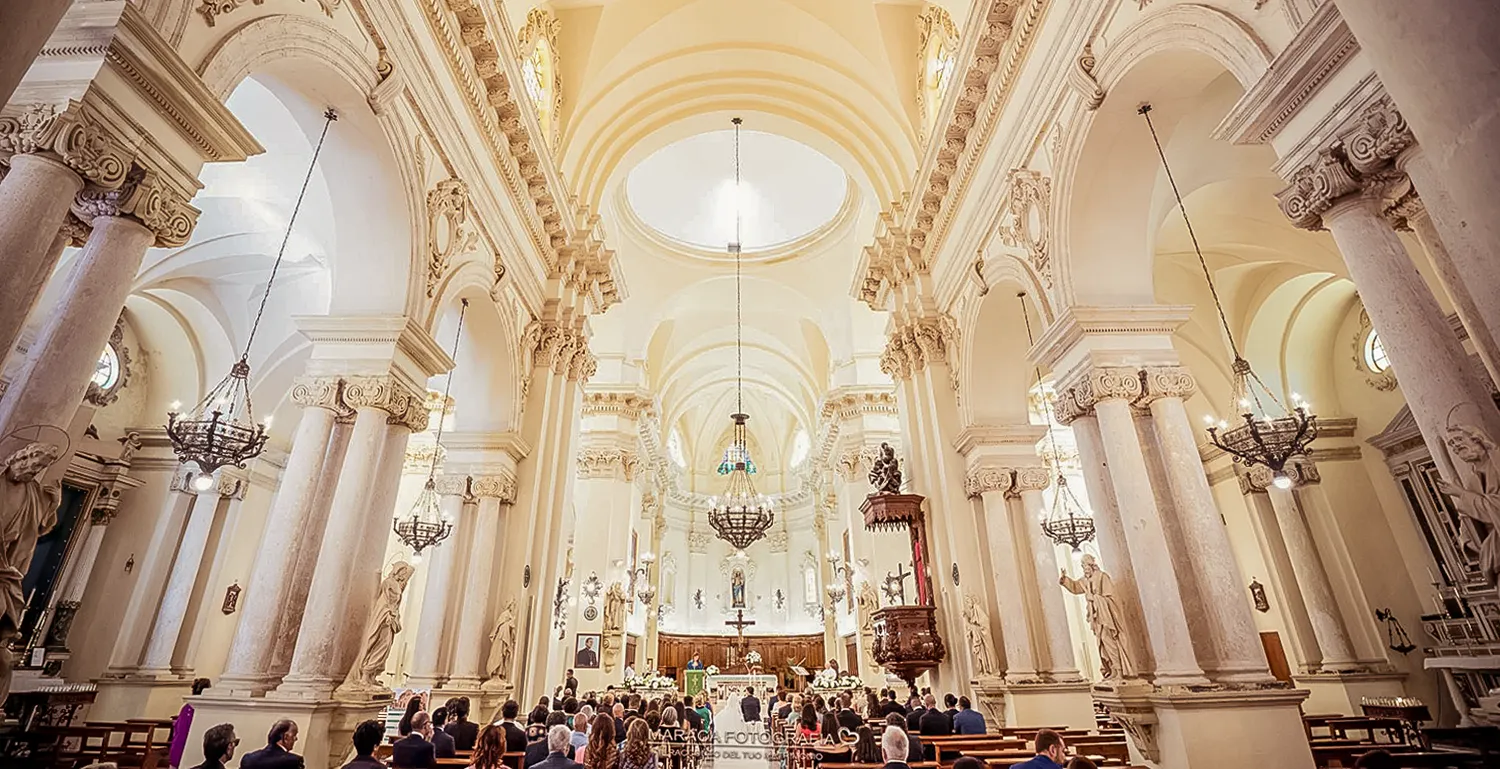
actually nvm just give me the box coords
[857,581,881,671]
[1438,420,1500,584]
[0,441,63,704]
[602,581,628,672]
[340,561,415,690]
[1059,554,1136,680]
[962,592,997,677]
[486,598,517,681]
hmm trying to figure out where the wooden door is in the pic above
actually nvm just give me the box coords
[1260,631,1293,682]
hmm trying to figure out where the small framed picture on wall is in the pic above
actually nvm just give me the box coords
[575,633,601,669]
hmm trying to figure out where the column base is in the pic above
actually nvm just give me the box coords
[271,672,341,701]
[403,675,443,691]
[92,672,195,721]
[1094,681,1313,769]
[213,672,284,699]
[1293,670,1407,716]
[1004,680,1096,731]
[183,692,384,769]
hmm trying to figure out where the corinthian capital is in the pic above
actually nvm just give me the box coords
[576,447,638,481]
[470,474,518,502]
[290,376,344,412]
[836,445,880,482]
[1275,148,1365,231]
[342,375,419,418]
[1343,97,1414,175]
[1137,366,1197,405]
[388,394,432,433]
[1239,457,1320,494]
[568,347,597,383]
[0,101,133,189]
[964,465,1013,498]
[71,166,200,247]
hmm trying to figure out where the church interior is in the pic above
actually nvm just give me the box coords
[2,1,1499,768]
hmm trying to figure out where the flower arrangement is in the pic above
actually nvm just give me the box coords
[624,672,676,690]
[812,670,864,689]
[745,650,763,666]
[706,665,720,675]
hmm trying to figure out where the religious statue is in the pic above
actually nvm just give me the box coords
[0,440,63,704]
[485,599,518,682]
[117,431,142,463]
[1437,417,1500,584]
[1059,555,1136,680]
[868,442,903,495]
[731,568,746,608]
[961,592,997,677]
[340,561,416,691]
[857,581,881,671]
[602,581,628,672]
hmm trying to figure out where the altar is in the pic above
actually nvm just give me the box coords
[707,673,778,694]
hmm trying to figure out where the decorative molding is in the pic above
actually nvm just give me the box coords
[433,473,471,498]
[343,375,423,421]
[1137,366,1197,404]
[581,390,654,420]
[84,315,132,407]
[576,447,639,482]
[290,376,347,414]
[0,101,132,189]
[964,465,1013,498]
[71,165,200,247]
[470,473,517,502]
[914,3,960,146]
[1011,465,1051,493]
[425,178,479,297]
[515,7,563,154]
[767,531,789,554]
[996,169,1052,286]
[1066,40,1105,111]
[879,314,959,384]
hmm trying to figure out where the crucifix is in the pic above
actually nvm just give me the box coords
[883,565,911,605]
[724,609,755,665]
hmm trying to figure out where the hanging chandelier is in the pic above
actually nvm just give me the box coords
[167,108,339,475]
[709,117,774,552]
[1019,292,1096,551]
[1140,104,1316,490]
[393,298,468,559]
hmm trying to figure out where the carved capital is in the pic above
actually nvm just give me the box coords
[836,445,880,483]
[470,474,517,502]
[388,394,432,433]
[568,347,597,383]
[1240,457,1321,493]
[1012,466,1051,493]
[576,447,638,481]
[290,376,344,412]
[1343,97,1414,175]
[342,375,420,419]
[71,166,199,247]
[688,530,710,554]
[880,315,958,382]
[1137,366,1197,405]
[1276,147,1365,231]
[964,465,1013,498]
[767,530,789,553]
[0,102,133,188]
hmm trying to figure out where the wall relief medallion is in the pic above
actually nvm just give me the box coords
[998,169,1052,287]
[425,178,479,297]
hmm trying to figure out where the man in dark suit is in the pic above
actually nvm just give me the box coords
[564,670,579,696]
[918,694,952,737]
[497,700,528,753]
[880,725,911,769]
[444,697,479,752]
[340,721,387,769]
[525,713,574,768]
[741,687,762,724]
[575,638,599,668]
[680,696,703,734]
[392,712,438,769]
[836,694,862,736]
[611,702,627,739]
[240,720,303,769]
[191,724,237,769]
[430,708,456,758]
[884,714,922,765]
[1010,729,1067,769]
[879,691,906,717]
[775,692,794,722]
[532,726,584,769]
[905,697,926,734]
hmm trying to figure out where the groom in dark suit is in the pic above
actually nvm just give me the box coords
[740,687,762,725]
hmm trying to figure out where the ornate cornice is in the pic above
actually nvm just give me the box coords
[819,389,898,422]
[582,390,653,420]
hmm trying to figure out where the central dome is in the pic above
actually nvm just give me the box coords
[625,129,848,254]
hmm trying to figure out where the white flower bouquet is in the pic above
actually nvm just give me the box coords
[624,672,676,690]
[745,650,763,666]
[706,665,720,675]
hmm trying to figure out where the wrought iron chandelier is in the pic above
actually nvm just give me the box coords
[393,298,468,559]
[1140,104,1316,490]
[708,117,774,552]
[167,108,339,475]
[1019,292,1096,551]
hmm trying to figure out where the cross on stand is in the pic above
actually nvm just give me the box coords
[883,564,912,605]
[724,609,755,668]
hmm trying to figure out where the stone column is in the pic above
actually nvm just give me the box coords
[1333,3,1500,331]
[138,475,242,675]
[103,466,199,675]
[1014,469,1083,681]
[1060,368,1206,685]
[965,467,1035,680]
[0,153,82,368]
[1279,151,1500,480]
[406,477,471,689]
[814,512,840,663]
[1141,368,1272,684]
[0,167,196,437]
[217,378,342,696]
[275,377,417,698]
[1245,463,1360,672]
[446,476,511,690]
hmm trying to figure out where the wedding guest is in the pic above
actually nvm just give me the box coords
[467,726,507,769]
[341,721,386,769]
[392,712,438,769]
[852,726,881,764]
[526,713,574,769]
[883,714,921,765]
[446,697,479,751]
[578,716,616,769]
[570,705,592,750]
[534,726,584,769]
[880,727,910,769]
[399,698,424,736]
[190,724,237,769]
[240,720,303,769]
[952,697,985,735]
[618,720,657,769]
[497,700,528,753]
[430,708,456,758]
[1012,729,1067,769]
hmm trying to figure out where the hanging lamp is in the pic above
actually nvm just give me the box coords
[1018,292,1096,550]
[708,117,774,551]
[1139,104,1316,490]
[167,108,339,475]
[393,298,468,559]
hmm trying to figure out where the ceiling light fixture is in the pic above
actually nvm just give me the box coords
[1019,292,1096,551]
[1140,104,1316,489]
[167,108,339,475]
[709,117,774,552]
[393,298,468,559]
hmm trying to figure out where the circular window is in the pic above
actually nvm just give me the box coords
[93,343,121,391]
[1363,329,1391,374]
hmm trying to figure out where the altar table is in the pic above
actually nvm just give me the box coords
[707,673,778,694]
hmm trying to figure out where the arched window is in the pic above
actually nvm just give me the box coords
[789,428,810,467]
[668,427,686,468]
[85,319,130,407]
[1352,307,1397,391]
[93,343,121,391]
[916,5,959,142]
[1364,328,1390,373]
[517,8,562,152]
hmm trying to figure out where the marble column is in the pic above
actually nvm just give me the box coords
[1014,471,1083,681]
[1279,154,1500,479]
[407,478,471,689]
[0,153,83,369]
[217,379,342,696]
[276,377,416,698]
[1062,368,1205,685]
[966,469,1035,680]
[1333,2,1500,328]
[0,212,155,436]
[447,480,508,689]
[138,475,241,675]
[103,467,198,674]
[1245,464,1360,672]
[1141,368,1272,683]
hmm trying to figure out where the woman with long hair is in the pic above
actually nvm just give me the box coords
[864,690,880,718]
[468,725,506,769]
[797,704,819,740]
[398,696,424,736]
[618,719,656,769]
[852,726,881,764]
[819,711,842,745]
[581,714,618,769]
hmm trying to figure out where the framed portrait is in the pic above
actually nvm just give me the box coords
[574,633,602,669]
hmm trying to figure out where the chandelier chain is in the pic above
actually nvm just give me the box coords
[429,298,468,480]
[733,116,743,415]
[245,108,338,364]
[1017,291,1063,469]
